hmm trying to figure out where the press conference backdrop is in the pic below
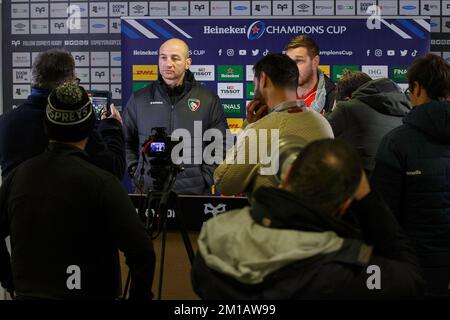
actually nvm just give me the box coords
[121,17,429,130]
[1,0,449,114]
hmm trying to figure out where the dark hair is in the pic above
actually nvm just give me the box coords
[32,48,75,91]
[335,71,372,101]
[407,53,450,100]
[253,53,299,91]
[285,35,320,58]
[286,139,363,215]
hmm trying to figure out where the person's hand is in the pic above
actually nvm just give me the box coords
[101,104,123,125]
[246,100,268,124]
[353,170,371,201]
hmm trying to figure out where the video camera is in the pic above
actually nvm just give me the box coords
[143,127,183,191]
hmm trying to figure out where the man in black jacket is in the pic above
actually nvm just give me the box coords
[285,35,336,114]
[124,38,228,195]
[192,139,424,299]
[327,76,410,175]
[371,54,450,297]
[0,83,155,300]
[0,48,125,180]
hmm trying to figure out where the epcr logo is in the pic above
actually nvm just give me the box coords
[204,203,227,217]
[247,21,266,40]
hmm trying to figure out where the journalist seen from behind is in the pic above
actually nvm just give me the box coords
[0,82,155,300]
[371,54,450,297]
[124,38,228,195]
[193,139,425,299]
[214,53,333,197]
[0,48,125,180]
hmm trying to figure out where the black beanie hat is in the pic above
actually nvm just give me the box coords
[45,82,96,142]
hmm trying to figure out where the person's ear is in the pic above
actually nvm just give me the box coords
[185,57,192,70]
[278,163,294,191]
[312,55,320,68]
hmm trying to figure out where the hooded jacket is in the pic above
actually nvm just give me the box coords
[310,68,336,114]
[327,78,410,173]
[123,71,228,195]
[192,187,424,299]
[371,100,450,297]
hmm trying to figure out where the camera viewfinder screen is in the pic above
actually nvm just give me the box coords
[151,142,165,153]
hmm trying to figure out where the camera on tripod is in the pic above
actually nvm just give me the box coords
[143,127,183,191]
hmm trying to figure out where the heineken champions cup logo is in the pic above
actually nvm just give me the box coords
[188,98,201,111]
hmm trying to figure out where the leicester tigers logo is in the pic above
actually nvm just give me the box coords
[188,98,201,111]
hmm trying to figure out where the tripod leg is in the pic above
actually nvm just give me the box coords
[157,219,167,300]
[173,194,195,265]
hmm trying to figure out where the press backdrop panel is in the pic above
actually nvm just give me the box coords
[121,17,429,122]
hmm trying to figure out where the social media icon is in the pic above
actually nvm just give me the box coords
[252,49,259,56]
[227,49,235,56]
[366,49,371,56]
[263,49,269,56]
[375,49,383,57]
[411,50,418,57]
[387,50,395,56]
[218,49,222,56]
[239,49,247,56]
[400,50,408,56]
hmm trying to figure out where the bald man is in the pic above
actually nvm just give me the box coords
[123,38,228,195]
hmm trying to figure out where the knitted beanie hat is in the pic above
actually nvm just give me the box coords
[45,82,95,142]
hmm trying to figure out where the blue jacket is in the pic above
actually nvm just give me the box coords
[0,92,126,180]
[371,100,450,297]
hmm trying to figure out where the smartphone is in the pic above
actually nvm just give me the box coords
[87,90,111,121]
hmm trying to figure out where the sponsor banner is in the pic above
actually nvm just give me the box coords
[361,65,389,79]
[217,83,244,99]
[226,118,244,134]
[318,65,331,78]
[332,65,359,82]
[246,65,255,81]
[190,65,215,81]
[222,100,244,117]
[390,66,408,82]
[132,65,158,81]
[218,65,243,81]
[246,82,255,99]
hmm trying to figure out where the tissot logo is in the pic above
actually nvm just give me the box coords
[247,21,266,40]
[217,83,243,99]
[190,65,215,81]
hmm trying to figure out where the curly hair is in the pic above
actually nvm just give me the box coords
[32,48,75,91]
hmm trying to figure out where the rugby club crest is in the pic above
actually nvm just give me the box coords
[188,98,201,111]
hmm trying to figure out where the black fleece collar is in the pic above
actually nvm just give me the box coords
[250,187,361,239]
